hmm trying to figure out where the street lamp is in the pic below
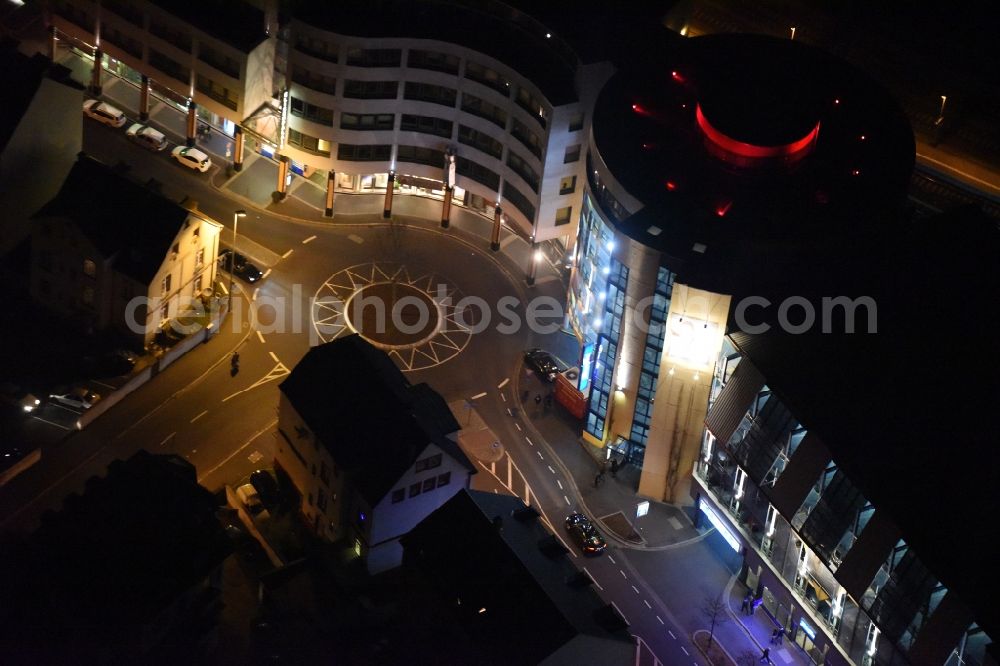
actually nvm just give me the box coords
[938,95,948,120]
[790,26,796,40]
[228,210,246,305]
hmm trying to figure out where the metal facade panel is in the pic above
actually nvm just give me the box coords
[834,509,901,603]
[704,358,765,445]
[769,431,830,519]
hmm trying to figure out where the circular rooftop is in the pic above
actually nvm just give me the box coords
[591,33,915,295]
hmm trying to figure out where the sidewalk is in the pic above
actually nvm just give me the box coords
[720,576,812,666]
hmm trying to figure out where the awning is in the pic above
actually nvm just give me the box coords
[704,358,765,445]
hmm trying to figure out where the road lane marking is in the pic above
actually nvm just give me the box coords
[159,432,176,447]
[608,555,616,564]
[500,392,506,402]
[536,450,543,460]
[282,249,293,259]
[582,567,603,591]
[471,391,487,400]
[514,423,522,431]
[506,408,512,416]
[94,380,116,390]
[262,268,272,280]
[252,287,259,301]
[348,233,364,244]
[620,569,627,579]
[611,602,628,625]
[656,615,664,625]
[219,282,228,295]
[497,378,509,389]
[668,630,676,640]
[632,585,640,594]
[198,418,277,483]
[556,479,563,490]
[190,410,207,423]
[916,153,1000,192]
[302,235,317,244]
[644,599,652,609]
[525,436,534,446]
[547,465,555,474]
[563,495,570,505]
[681,647,689,656]
[31,415,71,430]
[256,330,265,343]
[269,351,280,363]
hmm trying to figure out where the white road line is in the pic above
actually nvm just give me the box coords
[471,391,487,400]
[547,465,555,474]
[252,287,259,301]
[644,599,652,609]
[620,569,627,579]
[668,630,676,640]
[30,415,71,431]
[262,268,272,280]
[218,281,229,295]
[656,615,664,625]
[563,495,570,505]
[198,418,276,483]
[256,330,265,343]
[681,647,689,656]
[506,408,512,416]
[302,235,317,244]
[190,410,208,423]
[536,450,543,460]
[556,479,563,490]
[514,423,522,431]
[525,436,534,446]
[497,378,509,389]
[282,248,293,259]
[269,351,280,363]
[632,585,640,594]
[582,567,603,591]
[917,153,1000,191]
[608,555,616,564]
[500,392,506,402]
[93,380,116,390]
[159,432,175,447]
[611,601,629,625]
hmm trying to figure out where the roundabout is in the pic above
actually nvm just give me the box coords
[312,261,473,372]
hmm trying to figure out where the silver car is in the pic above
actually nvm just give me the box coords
[126,123,168,151]
[49,388,101,411]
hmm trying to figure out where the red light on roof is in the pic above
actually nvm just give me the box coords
[696,103,820,159]
[859,134,866,141]
[851,168,861,176]
[671,70,684,82]
[834,98,840,105]
[715,201,733,217]
[665,180,677,191]
[642,143,655,150]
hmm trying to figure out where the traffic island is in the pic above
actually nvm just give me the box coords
[693,630,744,666]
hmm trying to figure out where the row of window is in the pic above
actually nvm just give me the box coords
[391,472,452,503]
[290,41,546,124]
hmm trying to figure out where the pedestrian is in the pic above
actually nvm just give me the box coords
[774,627,784,644]
[770,628,780,645]
[594,471,605,487]
[534,393,542,409]
[610,458,620,477]
[741,592,752,615]
[759,647,770,664]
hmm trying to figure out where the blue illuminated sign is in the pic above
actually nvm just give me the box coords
[579,342,595,392]
[799,618,816,640]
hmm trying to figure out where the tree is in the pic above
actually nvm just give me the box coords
[701,590,729,650]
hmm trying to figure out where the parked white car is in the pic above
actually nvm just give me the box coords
[82,100,126,128]
[171,146,212,172]
[49,388,101,411]
[236,483,264,514]
[126,123,168,151]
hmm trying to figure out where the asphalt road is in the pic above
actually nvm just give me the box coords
[0,115,716,665]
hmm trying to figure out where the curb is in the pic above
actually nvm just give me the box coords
[693,629,740,666]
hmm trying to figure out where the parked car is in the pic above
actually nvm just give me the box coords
[82,100,126,127]
[236,483,264,515]
[524,349,560,382]
[250,469,280,507]
[565,512,607,555]
[125,123,168,151]
[219,249,262,283]
[170,146,212,172]
[49,388,101,411]
[0,384,40,414]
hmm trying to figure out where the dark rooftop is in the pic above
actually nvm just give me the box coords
[0,42,80,154]
[32,154,191,285]
[279,335,473,504]
[727,206,1000,639]
[288,0,578,106]
[0,450,232,660]
[401,489,633,664]
[149,0,269,54]
[590,33,915,297]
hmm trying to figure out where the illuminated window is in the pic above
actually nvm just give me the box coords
[353,538,362,556]
[555,206,572,226]
[559,175,577,195]
[83,259,96,277]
